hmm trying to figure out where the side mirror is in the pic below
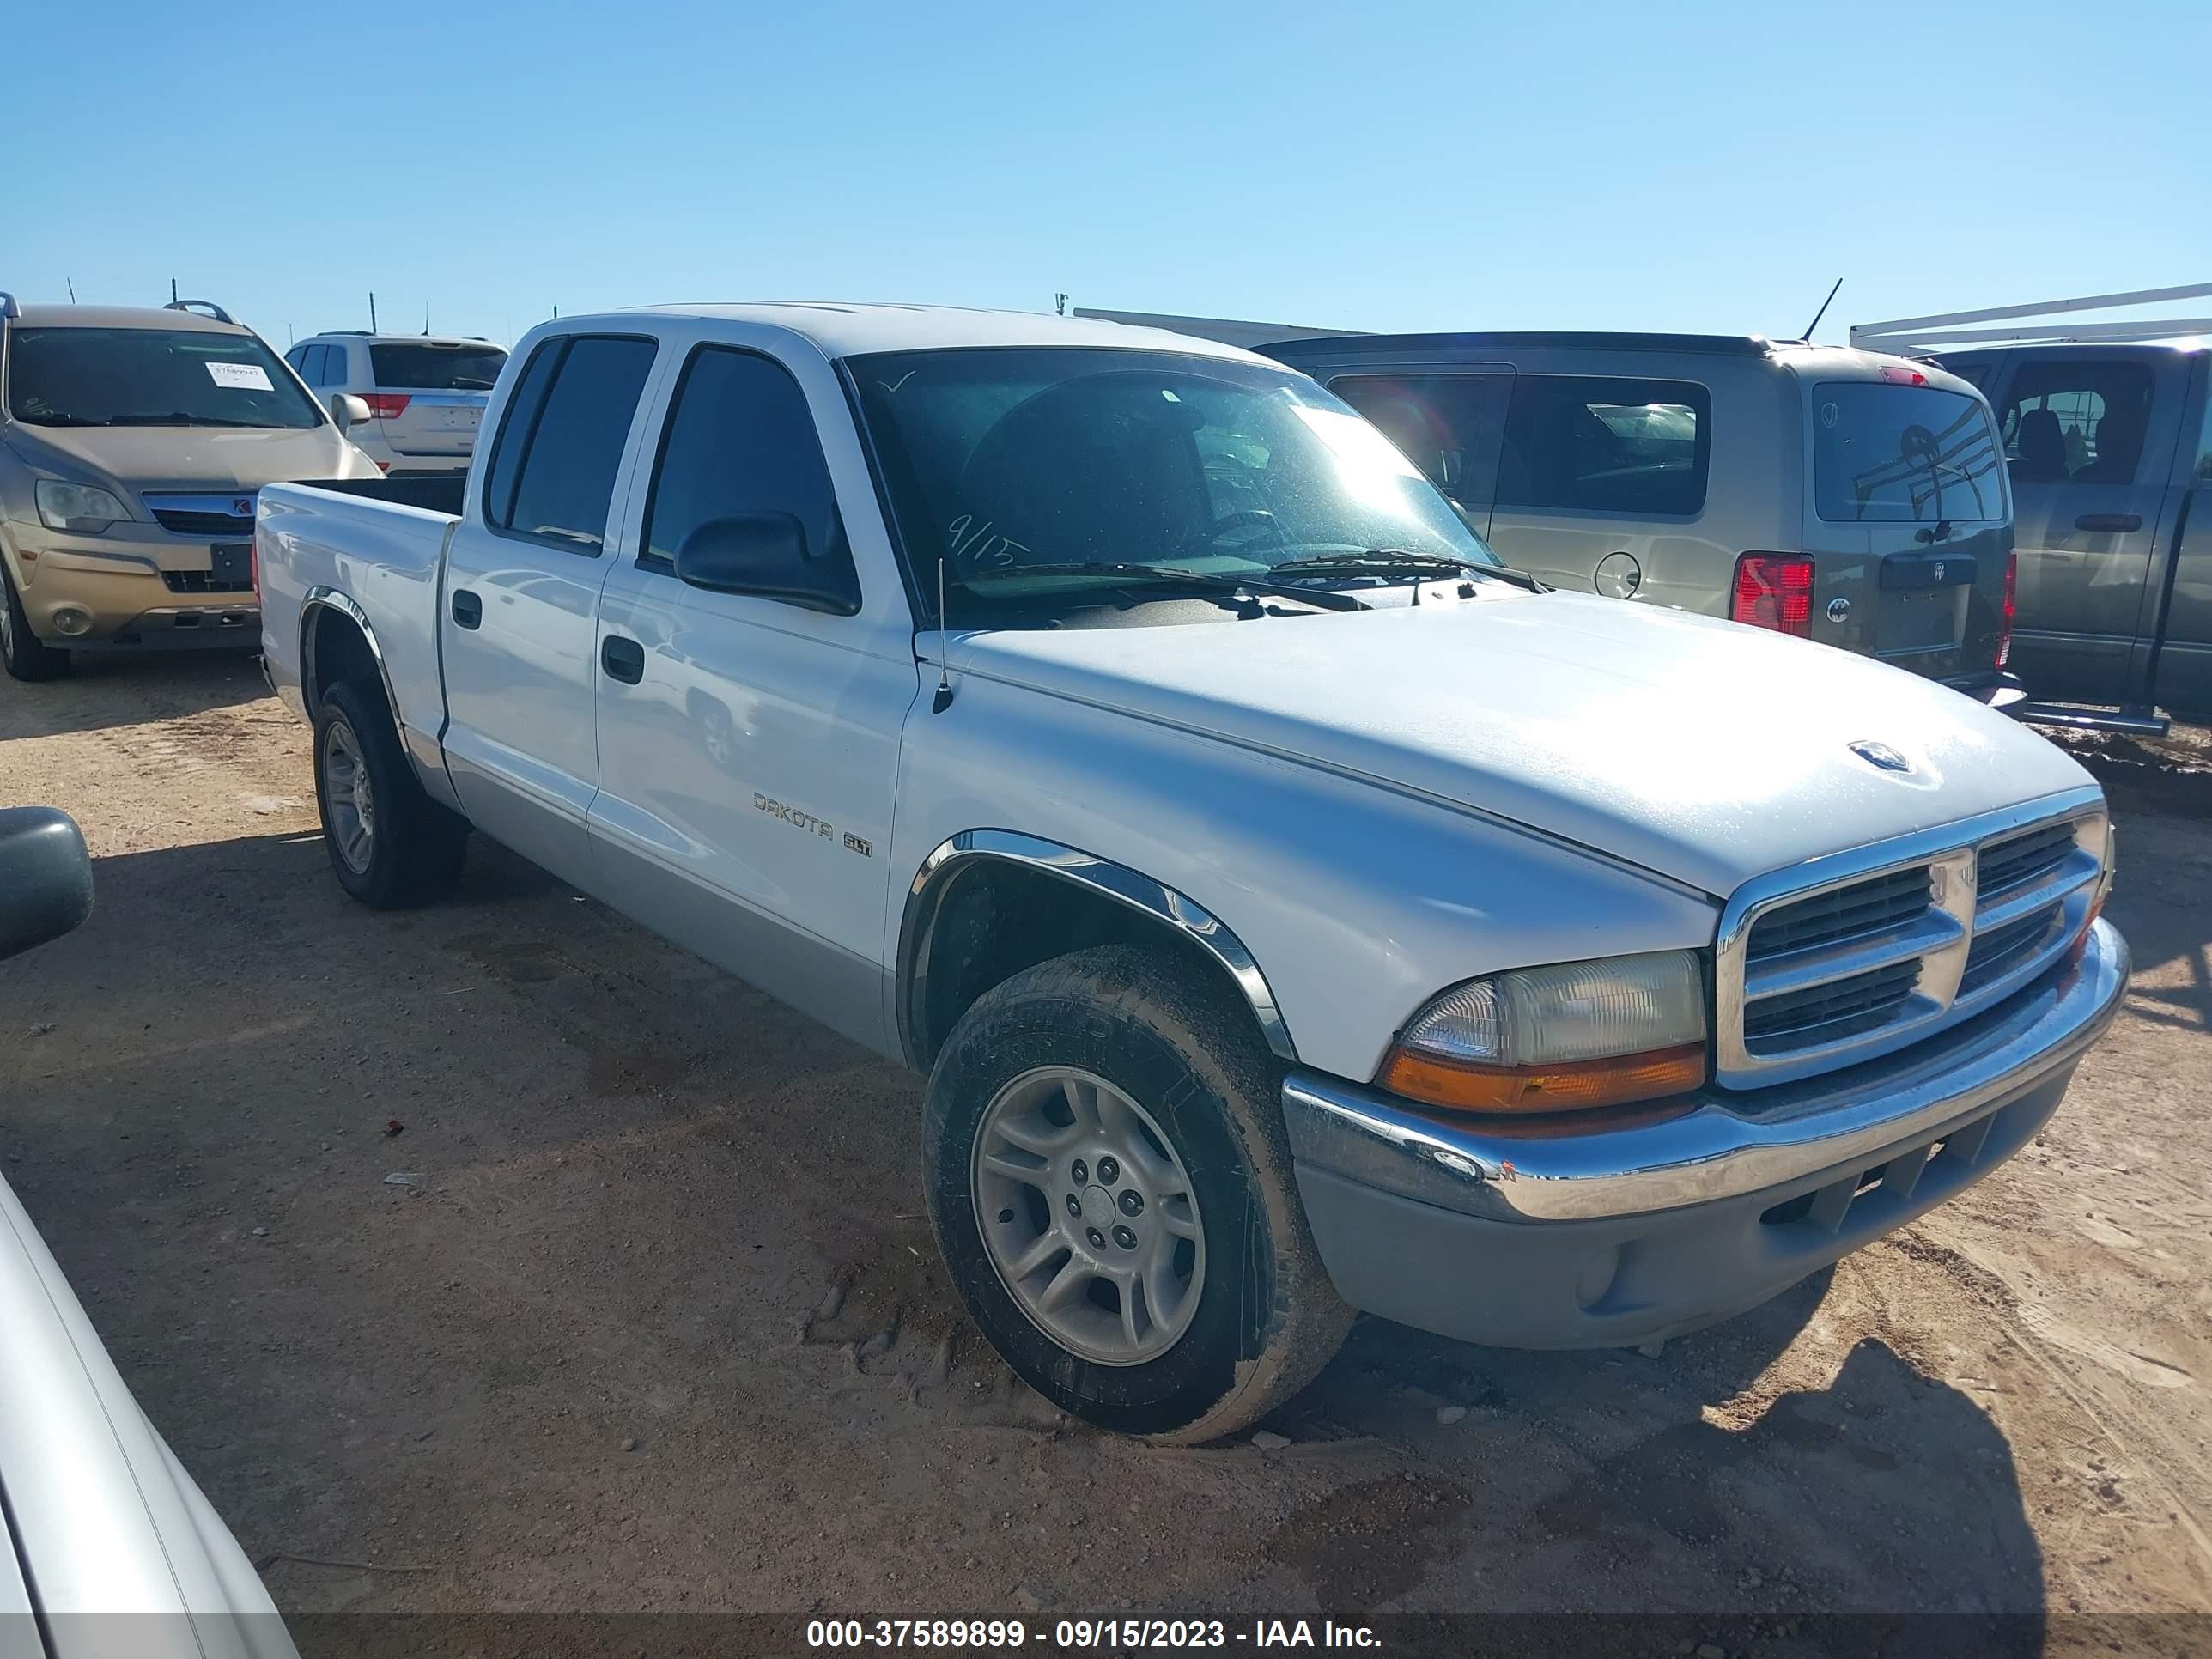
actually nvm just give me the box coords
[675,513,860,616]
[0,808,93,963]
[331,393,373,435]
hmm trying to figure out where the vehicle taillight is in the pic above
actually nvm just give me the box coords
[1996,550,2017,668]
[361,393,411,420]
[1878,365,1929,386]
[1731,554,1814,638]
[250,532,262,604]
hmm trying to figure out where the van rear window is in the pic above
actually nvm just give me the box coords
[1813,382,2004,523]
[371,342,507,392]
[1495,375,1710,517]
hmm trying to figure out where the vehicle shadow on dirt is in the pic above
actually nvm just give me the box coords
[0,650,270,740]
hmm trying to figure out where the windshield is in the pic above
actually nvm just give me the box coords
[1811,380,2006,524]
[849,348,1498,620]
[3,326,325,429]
[370,341,507,391]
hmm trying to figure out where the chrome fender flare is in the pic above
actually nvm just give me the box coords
[298,585,398,720]
[896,830,1298,1071]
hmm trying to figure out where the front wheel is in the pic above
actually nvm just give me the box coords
[923,945,1352,1442]
[0,564,70,682]
[313,679,468,908]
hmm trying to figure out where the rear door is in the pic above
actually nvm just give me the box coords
[1978,349,2191,702]
[1316,365,1514,537]
[368,340,509,461]
[438,331,662,883]
[1802,373,2009,685]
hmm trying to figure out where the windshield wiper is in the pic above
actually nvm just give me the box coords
[953,561,1368,613]
[106,413,283,428]
[1273,549,1551,592]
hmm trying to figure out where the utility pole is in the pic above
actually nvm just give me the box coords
[368,291,379,332]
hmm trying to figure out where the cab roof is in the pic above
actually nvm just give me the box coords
[581,301,1276,364]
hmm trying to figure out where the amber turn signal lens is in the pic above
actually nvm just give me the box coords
[1377,1042,1707,1115]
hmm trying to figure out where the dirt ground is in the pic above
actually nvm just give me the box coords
[5,653,2212,1650]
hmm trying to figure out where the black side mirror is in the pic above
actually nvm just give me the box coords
[675,513,860,617]
[0,808,93,963]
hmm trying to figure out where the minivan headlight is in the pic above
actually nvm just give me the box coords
[1378,950,1708,1115]
[36,481,130,533]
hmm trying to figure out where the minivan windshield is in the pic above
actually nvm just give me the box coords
[370,342,507,391]
[4,326,325,429]
[1812,381,2006,523]
[849,348,1500,621]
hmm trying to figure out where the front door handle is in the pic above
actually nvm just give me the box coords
[450,588,483,629]
[601,634,645,684]
[2075,513,2143,533]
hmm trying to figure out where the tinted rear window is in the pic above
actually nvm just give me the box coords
[4,326,324,429]
[1812,382,2005,523]
[1496,375,1710,516]
[371,342,507,392]
[488,335,658,552]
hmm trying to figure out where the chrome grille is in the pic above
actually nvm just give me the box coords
[1716,796,2109,1088]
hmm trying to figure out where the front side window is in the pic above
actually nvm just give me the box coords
[483,335,658,554]
[1812,381,2006,523]
[1996,359,2157,485]
[3,326,325,429]
[641,346,857,603]
[1496,374,1710,516]
[848,347,1497,623]
[1328,374,1512,507]
[372,342,507,392]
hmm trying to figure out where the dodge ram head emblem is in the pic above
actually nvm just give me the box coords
[1849,739,1912,774]
[233,496,255,518]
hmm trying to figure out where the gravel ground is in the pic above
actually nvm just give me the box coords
[3,653,2210,1650]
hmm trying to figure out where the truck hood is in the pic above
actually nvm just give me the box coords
[944,586,2096,898]
[5,422,371,495]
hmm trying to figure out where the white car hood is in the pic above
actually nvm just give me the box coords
[945,586,2095,898]
[0,1172,295,1659]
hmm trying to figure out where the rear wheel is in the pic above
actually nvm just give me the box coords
[924,944,1352,1442]
[313,679,467,908]
[0,565,70,682]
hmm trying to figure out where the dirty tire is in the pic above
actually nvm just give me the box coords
[1,564,70,682]
[313,678,468,908]
[924,944,1353,1442]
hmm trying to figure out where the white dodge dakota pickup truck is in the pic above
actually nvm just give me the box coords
[258,303,2130,1442]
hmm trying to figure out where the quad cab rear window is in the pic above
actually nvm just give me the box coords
[1813,381,2005,523]
[4,326,323,429]
[371,342,507,392]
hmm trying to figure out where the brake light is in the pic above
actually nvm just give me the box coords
[1731,555,1814,638]
[1996,551,2017,669]
[360,392,411,420]
[1878,365,1929,386]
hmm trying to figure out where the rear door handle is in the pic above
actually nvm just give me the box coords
[601,634,645,684]
[450,588,483,629]
[2075,513,2143,532]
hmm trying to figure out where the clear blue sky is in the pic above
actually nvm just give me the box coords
[15,0,2209,349]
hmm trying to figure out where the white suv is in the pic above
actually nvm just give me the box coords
[283,332,507,476]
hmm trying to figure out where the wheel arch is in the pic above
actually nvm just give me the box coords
[298,586,398,723]
[896,830,1297,1073]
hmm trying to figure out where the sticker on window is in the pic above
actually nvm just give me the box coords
[204,362,273,392]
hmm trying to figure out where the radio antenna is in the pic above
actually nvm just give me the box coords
[932,557,956,713]
[1798,276,1844,343]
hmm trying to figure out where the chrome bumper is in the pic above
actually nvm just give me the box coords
[1283,918,2129,1226]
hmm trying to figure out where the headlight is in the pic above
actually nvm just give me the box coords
[1378,950,1707,1115]
[36,481,130,533]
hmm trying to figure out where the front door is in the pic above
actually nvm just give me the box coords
[589,340,915,1054]
[438,331,662,882]
[1983,349,2191,702]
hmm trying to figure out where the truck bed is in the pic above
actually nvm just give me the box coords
[256,479,459,787]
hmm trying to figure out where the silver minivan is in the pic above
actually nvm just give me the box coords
[1263,331,2023,708]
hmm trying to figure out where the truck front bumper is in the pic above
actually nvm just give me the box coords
[1281,918,2129,1349]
